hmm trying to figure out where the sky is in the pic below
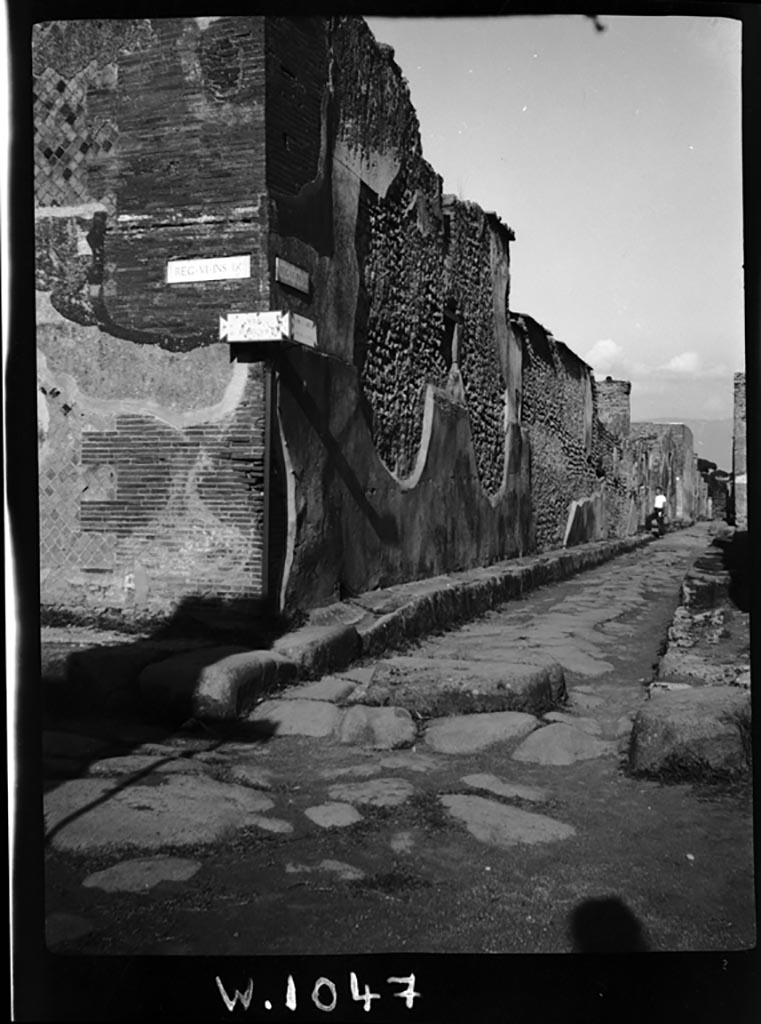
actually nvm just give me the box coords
[365,14,744,425]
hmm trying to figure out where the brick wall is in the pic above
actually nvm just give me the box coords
[107,17,269,340]
[35,17,270,624]
[595,377,631,438]
[265,17,328,200]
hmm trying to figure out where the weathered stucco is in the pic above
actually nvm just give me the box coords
[265,17,529,609]
[35,19,270,619]
[274,348,531,611]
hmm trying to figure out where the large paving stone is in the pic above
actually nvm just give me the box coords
[327,778,415,807]
[541,647,614,677]
[629,686,751,779]
[45,776,276,852]
[566,691,605,710]
[359,656,564,716]
[304,802,363,828]
[82,857,202,892]
[440,794,575,847]
[423,711,538,754]
[511,724,617,765]
[139,647,298,722]
[248,699,343,737]
[336,705,416,749]
[279,677,358,702]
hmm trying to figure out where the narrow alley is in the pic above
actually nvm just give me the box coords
[43,524,754,959]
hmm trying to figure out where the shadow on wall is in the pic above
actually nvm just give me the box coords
[568,896,650,953]
[715,530,750,613]
[278,353,400,546]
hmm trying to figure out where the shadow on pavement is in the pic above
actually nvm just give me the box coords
[568,896,650,953]
[40,594,292,795]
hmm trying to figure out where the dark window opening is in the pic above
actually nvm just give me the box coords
[441,300,460,370]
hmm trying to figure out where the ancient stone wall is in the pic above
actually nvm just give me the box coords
[35,18,270,622]
[629,422,704,525]
[34,14,709,623]
[514,314,629,549]
[697,460,729,520]
[266,16,530,610]
[732,372,747,528]
[595,377,631,438]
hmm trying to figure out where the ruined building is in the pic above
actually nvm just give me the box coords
[34,15,706,626]
[732,372,747,528]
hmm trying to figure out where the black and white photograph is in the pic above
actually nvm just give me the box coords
[8,2,758,1020]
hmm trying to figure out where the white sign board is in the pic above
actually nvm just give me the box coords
[290,313,317,348]
[167,254,251,284]
[275,257,311,295]
[219,311,317,349]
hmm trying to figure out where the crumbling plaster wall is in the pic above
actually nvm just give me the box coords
[35,18,270,620]
[265,16,530,610]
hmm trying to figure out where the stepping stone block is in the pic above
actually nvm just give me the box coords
[629,686,751,779]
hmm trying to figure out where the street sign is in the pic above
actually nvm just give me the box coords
[167,254,251,284]
[275,257,311,295]
[290,313,317,348]
[219,311,317,349]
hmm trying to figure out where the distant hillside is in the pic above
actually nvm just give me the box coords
[643,418,733,472]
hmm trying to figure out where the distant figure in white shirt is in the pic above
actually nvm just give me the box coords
[649,489,668,535]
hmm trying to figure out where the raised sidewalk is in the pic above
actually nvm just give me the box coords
[43,533,652,723]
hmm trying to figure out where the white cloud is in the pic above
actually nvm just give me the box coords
[661,351,700,374]
[659,351,730,378]
[583,338,626,373]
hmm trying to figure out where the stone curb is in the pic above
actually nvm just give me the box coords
[628,533,751,780]
[51,533,652,722]
[355,535,649,658]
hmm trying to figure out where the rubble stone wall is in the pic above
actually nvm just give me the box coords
[267,16,529,610]
[515,315,634,550]
[595,377,632,438]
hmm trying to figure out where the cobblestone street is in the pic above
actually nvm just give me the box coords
[42,524,754,961]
